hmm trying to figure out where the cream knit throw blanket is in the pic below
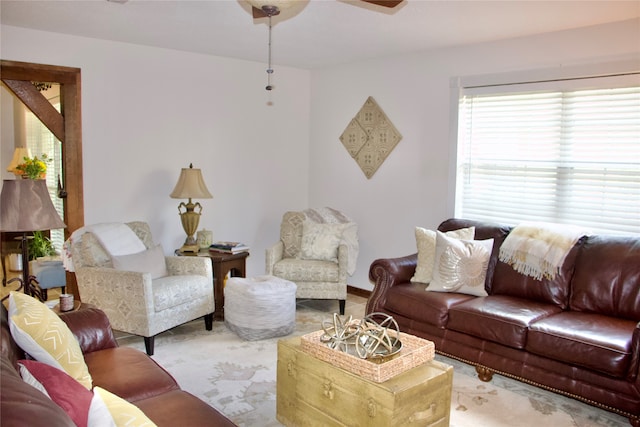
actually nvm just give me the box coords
[498,222,585,280]
[62,223,146,272]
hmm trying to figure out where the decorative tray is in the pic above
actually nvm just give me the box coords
[300,329,435,383]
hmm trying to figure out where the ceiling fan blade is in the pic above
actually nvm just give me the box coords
[360,0,403,8]
[252,6,268,19]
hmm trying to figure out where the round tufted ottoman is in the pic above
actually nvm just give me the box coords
[224,275,297,341]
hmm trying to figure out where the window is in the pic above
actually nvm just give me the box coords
[24,87,64,251]
[455,73,640,235]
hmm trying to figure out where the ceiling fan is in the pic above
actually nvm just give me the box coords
[246,0,403,92]
[249,0,404,19]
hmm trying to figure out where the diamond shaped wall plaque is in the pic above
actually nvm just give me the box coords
[339,97,402,179]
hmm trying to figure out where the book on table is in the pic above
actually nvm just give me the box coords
[209,241,250,254]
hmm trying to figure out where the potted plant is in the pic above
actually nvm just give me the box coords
[15,154,50,179]
[28,231,57,260]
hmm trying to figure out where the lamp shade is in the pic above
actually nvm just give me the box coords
[6,147,32,174]
[170,165,213,200]
[0,179,66,232]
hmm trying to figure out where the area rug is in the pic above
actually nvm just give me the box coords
[117,301,628,427]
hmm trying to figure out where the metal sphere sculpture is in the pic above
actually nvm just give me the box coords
[319,312,402,360]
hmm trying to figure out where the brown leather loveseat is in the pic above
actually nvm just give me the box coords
[367,218,640,426]
[1,303,236,426]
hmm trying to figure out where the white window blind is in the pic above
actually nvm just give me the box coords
[455,73,640,235]
[25,97,64,252]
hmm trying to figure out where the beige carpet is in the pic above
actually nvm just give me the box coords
[117,295,629,427]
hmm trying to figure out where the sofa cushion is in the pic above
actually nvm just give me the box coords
[84,347,179,403]
[427,233,493,296]
[152,275,210,312]
[384,282,475,327]
[447,295,561,349]
[411,226,475,284]
[1,303,24,365]
[527,312,636,379]
[490,238,582,309]
[134,390,237,427]
[8,292,93,389]
[273,258,340,282]
[569,235,640,320]
[1,355,75,427]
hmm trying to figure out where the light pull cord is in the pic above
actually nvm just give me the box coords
[266,14,274,91]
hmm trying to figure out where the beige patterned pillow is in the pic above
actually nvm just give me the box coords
[428,231,493,296]
[280,212,305,258]
[126,221,154,248]
[411,226,475,283]
[79,232,112,268]
[299,221,345,262]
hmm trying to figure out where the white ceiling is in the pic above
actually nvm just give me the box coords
[1,0,639,69]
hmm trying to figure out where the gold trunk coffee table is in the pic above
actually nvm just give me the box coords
[277,336,453,426]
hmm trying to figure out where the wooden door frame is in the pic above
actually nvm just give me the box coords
[1,59,84,298]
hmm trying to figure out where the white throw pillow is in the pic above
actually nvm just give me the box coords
[299,221,345,262]
[112,245,168,279]
[428,231,494,296]
[411,226,475,283]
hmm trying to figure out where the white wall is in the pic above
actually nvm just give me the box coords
[2,19,639,291]
[1,26,311,278]
[309,18,640,290]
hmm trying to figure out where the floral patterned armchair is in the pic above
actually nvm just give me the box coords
[68,222,214,355]
[265,208,358,315]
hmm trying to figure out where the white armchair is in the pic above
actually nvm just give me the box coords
[265,208,358,315]
[69,222,214,355]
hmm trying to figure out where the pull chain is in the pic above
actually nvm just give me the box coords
[266,14,274,91]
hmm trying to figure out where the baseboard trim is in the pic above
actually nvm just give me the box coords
[347,285,371,299]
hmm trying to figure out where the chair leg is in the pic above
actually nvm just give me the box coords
[204,313,213,331]
[339,299,346,315]
[144,336,155,356]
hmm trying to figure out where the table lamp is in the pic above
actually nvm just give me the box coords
[6,147,32,175]
[170,164,213,253]
[0,179,66,300]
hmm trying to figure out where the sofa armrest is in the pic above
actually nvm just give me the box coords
[265,241,284,275]
[337,244,348,282]
[75,267,154,334]
[58,305,118,354]
[366,253,418,314]
[165,256,212,279]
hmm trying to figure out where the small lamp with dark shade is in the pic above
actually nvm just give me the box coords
[0,179,66,300]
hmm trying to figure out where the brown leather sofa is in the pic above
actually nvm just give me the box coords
[1,303,236,427]
[367,218,640,426]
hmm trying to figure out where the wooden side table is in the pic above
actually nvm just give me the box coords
[176,250,249,321]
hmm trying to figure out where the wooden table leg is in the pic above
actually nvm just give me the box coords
[209,252,248,321]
